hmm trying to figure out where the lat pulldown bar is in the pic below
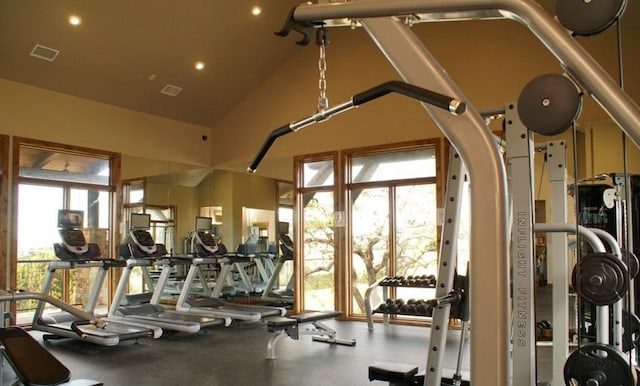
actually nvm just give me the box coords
[246,80,465,173]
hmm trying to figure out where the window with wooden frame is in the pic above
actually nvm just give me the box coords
[293,139,444,324]
[13,138,119,324]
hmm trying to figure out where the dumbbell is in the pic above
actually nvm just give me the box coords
[415,301,429,315]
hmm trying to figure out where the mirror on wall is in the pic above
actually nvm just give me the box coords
[242,207,276,252]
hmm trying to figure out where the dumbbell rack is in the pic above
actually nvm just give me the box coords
[364,275,437,330]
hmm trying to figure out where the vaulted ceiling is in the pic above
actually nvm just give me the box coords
[0,0,638,134]
[0,1,303,129]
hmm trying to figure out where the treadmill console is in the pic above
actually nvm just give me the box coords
[59,229,89,254]
[192,217,218,256]
[280,234,293,255]
[118,213,169,259]
[129,229,158,255]
[195,231,218,254]
[278,221,293,256]
[54,209,101,260]
[56,209,89,255]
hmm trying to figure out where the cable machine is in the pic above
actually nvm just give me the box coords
[248,1,640,385]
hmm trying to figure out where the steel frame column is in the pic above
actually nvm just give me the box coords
[546,140,569,386]
[284,1,640,384]
[505,104,536,385]
[360,17,509,386]
[425,150,465,386]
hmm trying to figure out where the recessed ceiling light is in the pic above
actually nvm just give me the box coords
[68,15,81,26]
[251,6,262,16]
[195,61,205,71]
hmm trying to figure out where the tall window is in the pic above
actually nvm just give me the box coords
[14,139,118,322]
[347,145,439,317]
[295,156,337,311]
[293,140,442,321]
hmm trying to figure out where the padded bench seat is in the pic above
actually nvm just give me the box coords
[264,310,354,359]
[0,327,103,386]
[266,310,343,331]
[368,362,419,384]
[266,316,297,331]
[291,310,342,322]
[368,361,471,386]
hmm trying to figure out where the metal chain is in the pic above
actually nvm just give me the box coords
[317,29,328,112]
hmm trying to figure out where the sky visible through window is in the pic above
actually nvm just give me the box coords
[18,184,62,256]
[17,184,110,256]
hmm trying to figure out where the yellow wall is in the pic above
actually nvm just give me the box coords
[0,79,211,167]
[1,9,638,282]
[210,17,639,180]
[0,17,636,181]
[145,182,198,254]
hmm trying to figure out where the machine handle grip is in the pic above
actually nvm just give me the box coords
[247,124,294,173]
[247,81,464,173]
[70,320,91,338]
[353,80,466,115]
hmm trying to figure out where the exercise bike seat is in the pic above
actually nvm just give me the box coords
[0,326,71,385]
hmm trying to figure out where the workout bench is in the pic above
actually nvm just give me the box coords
[265,311,356,359]
[368,362,470,386]
[0,327,102,386]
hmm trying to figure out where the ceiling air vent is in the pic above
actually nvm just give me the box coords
[160,84,182,96]
[30,44,59,61]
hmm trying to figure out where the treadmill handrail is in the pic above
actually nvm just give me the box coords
[0,291,105,331]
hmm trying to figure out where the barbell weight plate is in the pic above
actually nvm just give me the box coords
[611,310,640,353]
[517,73,582,136]
[564,343,636,386]
[556,0,627,36]
[571,252,628,306]
[620,249,640,280]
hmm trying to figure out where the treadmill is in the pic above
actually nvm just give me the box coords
[261,221,294,305]
[211,228,270,296]
[175,217,286,322]
[32,209,162,346]
[108,213,227,332]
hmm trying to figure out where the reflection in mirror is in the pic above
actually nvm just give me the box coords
[242,207,275,252]
[200,205,222,242]
[125,179,145,204]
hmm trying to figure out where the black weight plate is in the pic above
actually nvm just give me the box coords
[612,310,640,353]
[517,74,582,136]
[556,0,627,36]
[564,343,636,386]
[620,249,640,280]
[573,252,628,305]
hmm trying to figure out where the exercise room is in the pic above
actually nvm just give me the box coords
[0,1,639,385]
